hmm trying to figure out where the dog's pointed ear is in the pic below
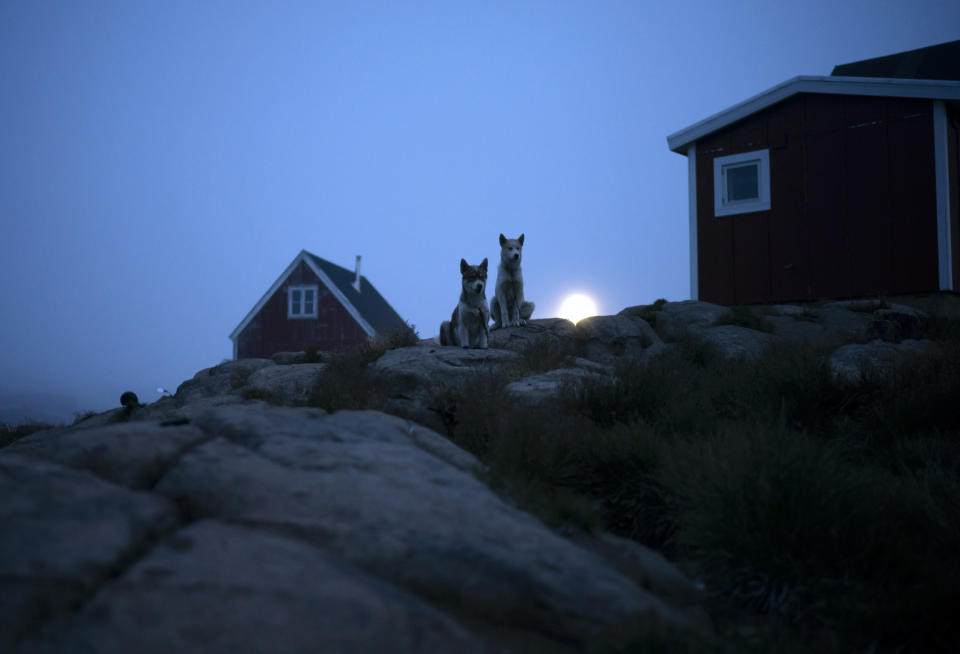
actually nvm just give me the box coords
[480,258,488,272]
[460,258,468,273]
[499,233,506,246]
[518,233,524,246]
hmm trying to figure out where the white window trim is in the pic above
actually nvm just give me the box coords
[687,142,698,300]
[713,148,771,217]
[288,285,319,319]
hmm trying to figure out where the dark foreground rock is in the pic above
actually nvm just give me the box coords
[2,402,704,653]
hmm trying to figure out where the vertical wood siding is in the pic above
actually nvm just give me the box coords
[696,94,939,305]
[236,261,367,358]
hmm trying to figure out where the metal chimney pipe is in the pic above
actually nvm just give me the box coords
[353,255,362,292]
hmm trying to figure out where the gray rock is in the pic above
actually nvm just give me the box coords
[698,325,780,361]
[577,315,661,364]
[0,455,177,650]
[154,407,692,640]
[762,304,877,347]
[505,367,602,404]
[866,306,929,343]
[829,339,937,382]
[640,301,730,340]
[21,520,481,654]
[569,357,616,375]
[487,317,578,353]
[190,404,480,475]
[174,359,275,403]
[245,363,328,405]
[372,344,520,423]
[3,421,210,490]
[574,532,705,608]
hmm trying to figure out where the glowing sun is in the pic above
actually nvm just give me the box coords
[558,293,598,324]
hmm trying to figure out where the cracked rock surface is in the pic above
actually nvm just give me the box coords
[2,400,701,653]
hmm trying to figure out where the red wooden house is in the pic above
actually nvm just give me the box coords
[667,40,960,305]
[230,250,407,359]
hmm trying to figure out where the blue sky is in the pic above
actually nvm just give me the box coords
[1,1,958,417]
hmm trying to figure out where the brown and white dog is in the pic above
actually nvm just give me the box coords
[439,258,490,348]
[490,233,535,329]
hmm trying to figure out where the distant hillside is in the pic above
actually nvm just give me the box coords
[0,391,77,426]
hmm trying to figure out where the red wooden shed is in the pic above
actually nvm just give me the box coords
[230,250,407,359]
[667,40,960,305]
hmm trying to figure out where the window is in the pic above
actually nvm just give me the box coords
[713,148,770,217]
[288,285,318,318]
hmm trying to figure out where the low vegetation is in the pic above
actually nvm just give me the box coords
[309,315,960,653]
[308,323,419,412]
[713,305,776,333]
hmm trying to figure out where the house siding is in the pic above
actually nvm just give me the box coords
[695,93,939,305]
[235,260,368,359]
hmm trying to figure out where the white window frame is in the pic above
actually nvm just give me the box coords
[713,148,771,217]
[288,285,319,319]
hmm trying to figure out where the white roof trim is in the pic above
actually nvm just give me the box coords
[301,257,376,338]
[229,250,376,343]
[668,75,960,153]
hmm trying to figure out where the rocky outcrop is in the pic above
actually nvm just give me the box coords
[5,297,951,652]
[2,399,703,652]
[487,317,578,353]
[829,338,937,382]
[577,314,661,364]
[245,363,328,405]
[506,367,604,404]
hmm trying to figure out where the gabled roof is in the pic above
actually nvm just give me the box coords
[831,40,960,82]
[229,250,407,343]
[667,75,960,154]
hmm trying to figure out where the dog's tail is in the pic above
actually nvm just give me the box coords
[439,320,452,346]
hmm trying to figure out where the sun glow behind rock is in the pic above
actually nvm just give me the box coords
[557,293,598,324]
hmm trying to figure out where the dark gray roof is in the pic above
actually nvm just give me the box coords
[832,40,960,82]
[304,251,408,335]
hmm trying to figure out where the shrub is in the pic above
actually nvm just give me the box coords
[633,297,668,328]
[1,422,56,448]
[659,423,960,652]
[513,336,581,375]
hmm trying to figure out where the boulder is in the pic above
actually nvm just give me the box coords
[698,325,780,361]
[372,344,520,423]
[505,367,603,404]
[829,339,937,382]
[487,317,578,353]
[245,363,328,405]
[0,455,177,651]
[174,359,275,404]
[154,404,694,642]
[636,301,729,340]
[865,306,929,343]
[189,404,480,475]
[573,532,706,608]
[4,420,210,490]
[577,315,661,364]
[21,521,482,654]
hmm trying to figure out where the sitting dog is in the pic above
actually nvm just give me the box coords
[490,233,535,329]
[439,258,490,348]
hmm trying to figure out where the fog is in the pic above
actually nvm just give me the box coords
[2,1,957,420]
